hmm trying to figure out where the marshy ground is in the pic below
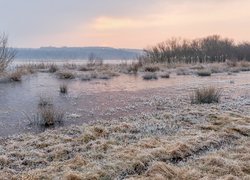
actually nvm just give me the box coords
[0,62,249,179]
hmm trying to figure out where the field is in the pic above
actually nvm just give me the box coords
[0,61,249,179]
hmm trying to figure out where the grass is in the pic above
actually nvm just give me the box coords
[48,64,59,73]
[176,68,191,75]
[8,70,22,81]
[127,62,141,74]
[36,96,64,126]
[144,65,160,72]
[38,96,53,107]
[142,73,158,80]
[37,106,64,126]
[56,71,75,79]
[0,111,249,179]
[160,73,170,78]
[191,87,222,104]
[80,74,92,81]
[78,65,94,71]
[60,84,68,94]
[226,60,238,67]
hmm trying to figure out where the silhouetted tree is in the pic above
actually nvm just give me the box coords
[0,34,16,71]
[142,35,250,64]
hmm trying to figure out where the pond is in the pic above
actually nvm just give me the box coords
[0,71,249,137]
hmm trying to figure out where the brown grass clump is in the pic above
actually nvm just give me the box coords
[78,65,94,72]
[56,71,75,79]
[48,64,58,73]
[226,60,238,67]
[191,87,222,104]
[60,84,68,94]
[160,73,170,79]
[176,68,191,75]
[142,73,158,80]
[63,63,77,70]
[197,70,212,77]
[127,62,141,74]
[0,155,9,166]
[8,70,22,81]
[37,106,64,126]
[144,65,160,72]
[145,162,178,179]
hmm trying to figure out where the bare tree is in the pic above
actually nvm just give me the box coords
[0,34,16,72]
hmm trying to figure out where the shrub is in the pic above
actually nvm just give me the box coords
[142,73,158,80]
[197,70,212,77]
[191,87,222,104]
[60,84,68,94]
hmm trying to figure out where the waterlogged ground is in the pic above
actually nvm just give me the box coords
[0,70,249,179]
[0,71,249,137]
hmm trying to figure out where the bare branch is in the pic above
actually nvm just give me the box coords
[0,33,16,72]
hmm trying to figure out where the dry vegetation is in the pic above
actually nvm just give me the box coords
[0,109,249,179]
[60,84,68,94]
[0,72,249,179]
[191,87,222,104]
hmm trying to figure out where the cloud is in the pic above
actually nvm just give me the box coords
[1,0,250,48]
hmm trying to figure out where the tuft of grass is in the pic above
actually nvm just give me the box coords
[144,65,160,72]
[48,64,58,73]
[63,63,77,70]
[176,68,191,75]
[36,96,64,127]
[37,106,64,126]
[226,60,237,67]
[60,84,68,94]
[197,70,212,77]
[160,73,170,79]
[38,96,53,107]
[56,71,75,79]
[127,63,141,74]
[9,70,22,81]
[191,87,222,104]
[142,73,158,80]
[78,65,94,72]
[80,74,92,81]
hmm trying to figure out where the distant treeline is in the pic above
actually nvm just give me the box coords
[143,35,250,63]
[15,47,142,60]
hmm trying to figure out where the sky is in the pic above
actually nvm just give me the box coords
[1,0,250,49]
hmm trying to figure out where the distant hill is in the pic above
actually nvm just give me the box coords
[15,47,143,60]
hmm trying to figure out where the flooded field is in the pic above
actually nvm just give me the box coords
[0,60,249,179]
[0,71,249,137]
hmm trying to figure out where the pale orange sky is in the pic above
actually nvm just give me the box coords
[1,0,250,48]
